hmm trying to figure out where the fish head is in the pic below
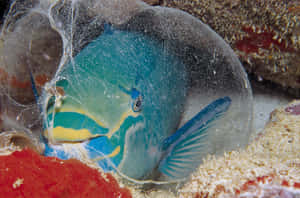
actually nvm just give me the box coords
[43,73,145,143]
[42,27,188,180]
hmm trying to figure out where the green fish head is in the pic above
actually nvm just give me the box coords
[42,27,188,180]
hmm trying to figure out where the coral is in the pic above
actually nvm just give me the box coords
[236,175,300,197]
[178,100,300,197]
[160,0,300,96]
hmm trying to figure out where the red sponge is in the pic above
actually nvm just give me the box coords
[0,149,132,198]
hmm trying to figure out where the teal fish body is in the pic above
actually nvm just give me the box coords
[42,26,231,181]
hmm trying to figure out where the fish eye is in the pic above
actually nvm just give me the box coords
[132,95,143,112]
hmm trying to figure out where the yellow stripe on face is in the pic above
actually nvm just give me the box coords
[44,126,103,142]
[48,106,138,139]
[50,107,107,128]
[107,109,139,138]
[91,146,121,162]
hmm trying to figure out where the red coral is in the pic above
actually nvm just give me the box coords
[235,26,294,55]
[281,180,289,187]
[241,179,258,191]
[0,149,132,198]
[285,104,300,115]
[236,175,300,197]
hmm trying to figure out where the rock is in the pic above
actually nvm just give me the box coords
[285,103,300,115]
[160,0,300,97]
[178,100,300,197]
[0,131,43,155]
[0,12,62,104]
[0,0,9,23]
[0,4,63,133]
[142,0,161,5]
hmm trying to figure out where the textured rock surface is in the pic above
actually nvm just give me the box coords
[0,0,9,23]
[141,0,160,5]
[0,2,63,132]
[0,12,62,104]
[178,100,300,197]
[155,0,300,97]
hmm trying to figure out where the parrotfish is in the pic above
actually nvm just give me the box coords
[40,25,231,182]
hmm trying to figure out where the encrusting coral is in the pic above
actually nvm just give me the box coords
[153,0,300,96]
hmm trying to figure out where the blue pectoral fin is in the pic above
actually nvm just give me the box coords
[158,96,231,180]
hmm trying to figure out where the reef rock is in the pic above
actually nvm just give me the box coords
[0,12,62,104]
[158,0,300,97]
[178,100,300,197]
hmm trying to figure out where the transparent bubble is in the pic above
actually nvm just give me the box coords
[0,0,253,188]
